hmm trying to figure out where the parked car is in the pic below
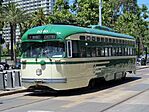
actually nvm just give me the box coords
[0,62,9,70]
[137,57,142,66]
[0,64,4,71]
[137,56,147,66]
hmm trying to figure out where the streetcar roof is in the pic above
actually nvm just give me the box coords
[21,24,134,42]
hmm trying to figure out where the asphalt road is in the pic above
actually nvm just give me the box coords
[0,68,149,112]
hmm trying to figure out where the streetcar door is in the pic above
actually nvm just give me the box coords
[67,40,72,57]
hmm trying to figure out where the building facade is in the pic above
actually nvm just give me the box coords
[3,0,55,15]
[2,0,56,44]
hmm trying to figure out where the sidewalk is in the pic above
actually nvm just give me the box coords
[136,65,149,70]
[0,87,26,97]
[0,65,149,96]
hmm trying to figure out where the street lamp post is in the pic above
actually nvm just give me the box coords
[144,47,147,65]
[136,38,140,58]
[99,0,102,26]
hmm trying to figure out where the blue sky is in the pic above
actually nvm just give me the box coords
[138,0,149,9]
[69,0,149,9]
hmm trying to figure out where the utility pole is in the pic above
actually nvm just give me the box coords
[99,0,102,26]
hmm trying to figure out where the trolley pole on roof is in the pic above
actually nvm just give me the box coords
[99,0,102,26]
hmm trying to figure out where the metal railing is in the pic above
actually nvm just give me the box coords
[0,70,22,90]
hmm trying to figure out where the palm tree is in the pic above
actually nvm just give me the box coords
[30,8,49,27]
[19,19,32,37]
[0,2,28,61]
[0,2,4,31]
[20,8,50,35]
[0,1,3,6]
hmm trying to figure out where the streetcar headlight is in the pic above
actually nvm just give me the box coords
[36,69,42,76]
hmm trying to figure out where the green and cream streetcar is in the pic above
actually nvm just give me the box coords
[21,24,136,90]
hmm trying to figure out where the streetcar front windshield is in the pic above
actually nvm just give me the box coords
[22,41,65,58]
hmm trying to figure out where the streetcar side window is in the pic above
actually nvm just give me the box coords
[92,47,96,57]
[130,48,133,56]
[105,38,108,43]
[119,48,122,56]
[109,38,112,43]
[86,47,92,57]
[115,48,119,56]
[122,48,125,56]
[125,48,128,56]
[109,48,111,56]
[113,39,116,43]
[101,38,104,42]
[80,47,86,57]
[97,37,101,42]
[112,48,116,56]
[128,48,130,56]
[133,48,136,56]
[96,47,101,57]
[105,48,108,56]
[65,36,135,58]
[101,48,105,56]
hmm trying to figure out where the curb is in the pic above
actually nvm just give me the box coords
[136,66,149,70]
[0,89,27,97]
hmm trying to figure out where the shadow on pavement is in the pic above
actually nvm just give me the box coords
[25,76,141,97]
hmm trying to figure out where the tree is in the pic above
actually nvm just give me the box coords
[0,0,3,6]
[140,5,149,54]
[70,0,148,56]
[102,0,138,27]
[71,0,99,26]
[30,8,49,27]
[99,0,149,56]
[70,0,138,27]
[19,8,48,37]
[0,2,28,61]
[49,0,76,25]
[114,5,149,56]
[19,19,32,37]
[0,1,3,30]
[144,24,149,50]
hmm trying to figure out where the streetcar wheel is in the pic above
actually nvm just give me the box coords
[88,79,96,89]
[122,72,126,80]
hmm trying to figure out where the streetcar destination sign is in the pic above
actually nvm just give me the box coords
[28,34,56,40]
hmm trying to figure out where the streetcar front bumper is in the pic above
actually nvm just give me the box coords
[22,78,67,84]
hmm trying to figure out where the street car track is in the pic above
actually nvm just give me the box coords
[0,77,143,112]
[0,69,148,112]
[99,68,149,112]
[99,86,149,112]
[0,92,56,111]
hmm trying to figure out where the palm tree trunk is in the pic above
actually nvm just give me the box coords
[10,23,17,63]
[13,25,17,64]
[10,23,14,60]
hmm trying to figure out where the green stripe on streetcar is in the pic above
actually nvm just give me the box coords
[21,58,135,65]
